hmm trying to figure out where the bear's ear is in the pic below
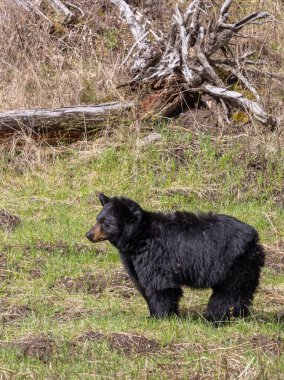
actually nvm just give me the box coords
[98,193,110,206]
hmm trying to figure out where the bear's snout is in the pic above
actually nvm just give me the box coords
[85,222,108,243]
[85,231,94,241]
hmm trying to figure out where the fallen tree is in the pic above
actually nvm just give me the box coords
[112,0,275,125]
[0,102,134,143]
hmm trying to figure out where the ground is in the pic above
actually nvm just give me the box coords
[0,126,283,379]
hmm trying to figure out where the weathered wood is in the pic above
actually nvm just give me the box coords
[47,0,76,23]
[112,0,275,125]
[0,102,135,142]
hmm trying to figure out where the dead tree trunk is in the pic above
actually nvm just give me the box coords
[112,0,275,125]
[0,102,134,143]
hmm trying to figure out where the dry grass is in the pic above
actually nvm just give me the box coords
[0,0,283,114]
[0,0,127,110]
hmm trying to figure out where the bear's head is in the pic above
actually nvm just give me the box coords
[85,193,143,245]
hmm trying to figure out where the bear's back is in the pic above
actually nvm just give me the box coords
[142,210,259,288]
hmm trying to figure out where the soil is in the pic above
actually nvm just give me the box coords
[57,273,108,294]
[0,210,21,230]
[178,109,219,132]
[10,335,53,362]
[0,304,31,324]
[53,308,94,320]
[57,269,135,296]
[249,334,283,356]
[264,243,284,274]
[258,287,284,307]
[29,268,42,279]
[74,331,160,355]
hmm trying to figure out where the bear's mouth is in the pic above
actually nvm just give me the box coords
[86,222,108,243]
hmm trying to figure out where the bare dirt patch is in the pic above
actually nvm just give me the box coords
[57,272,108,294]
[258,287,284,308]
[29,268,42,279]
[74,331,160,355]
[178,109,219,133]
[106,270,137,298]
[264,243,284,273]
[9,335,53,362]
[54,307,94,321]
[0,210,21,231]
[249,334,283,356]
[57,269,135,297]
[0,304,31,324]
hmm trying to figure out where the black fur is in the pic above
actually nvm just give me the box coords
[86,194,265,322]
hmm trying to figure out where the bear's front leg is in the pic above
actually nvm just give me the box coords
[147,288,183,318]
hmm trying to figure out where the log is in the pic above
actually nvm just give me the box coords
[0,102,135,143]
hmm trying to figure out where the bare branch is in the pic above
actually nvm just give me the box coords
[197,27,224,86]
[48,0,75,22]
[203,84,271,124]
[111,0,145,45]
[184,0,199,25]
[65,1,84,17]
[174,6,194,82]
[188,0,201,45]
[217,64,261,101]
[219,0,234,22]
[234,11,271,30]
[121,31,150,66]
[219,11,271,30]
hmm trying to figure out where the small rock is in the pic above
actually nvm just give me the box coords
[137,133,162,147]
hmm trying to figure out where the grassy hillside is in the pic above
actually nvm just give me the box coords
[0,126,283,379]
[0,0,283,378]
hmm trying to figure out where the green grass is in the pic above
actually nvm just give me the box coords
[0,126,283,379]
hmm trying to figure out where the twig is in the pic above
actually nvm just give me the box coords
[216,63,260,101]
[111,0,145,45]
[174,6,193,81]
[203,84,272,124]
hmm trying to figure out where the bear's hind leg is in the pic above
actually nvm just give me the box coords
[204,288,251,323]
[147,288,182,318]
[205,249,263,323]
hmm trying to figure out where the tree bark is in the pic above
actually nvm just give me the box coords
[0,102,134,143]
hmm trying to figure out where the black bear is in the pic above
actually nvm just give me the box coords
[86,193,265,322]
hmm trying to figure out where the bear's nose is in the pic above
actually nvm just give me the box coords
[85,231,93,241]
